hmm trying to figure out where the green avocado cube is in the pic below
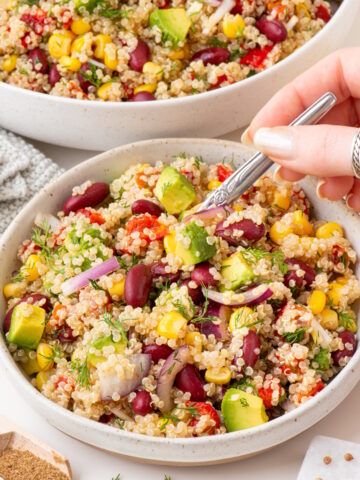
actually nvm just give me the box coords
[87,335,126,367]
[178,222,216,265]
[221,388,269,432]
[7,303,46,349]
[149,8,191,46]
[221,251,255,290]
[154,166,196,215]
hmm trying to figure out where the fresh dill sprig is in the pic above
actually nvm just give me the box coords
[70,358,90,388]
[242,247,288,275]
[31,221,52,262]
[283,328,306,344]
[89,279,105,291]
[191,288,216,324]
[111,474,122,480]
[103,313,128,344]
[164,475,172,480]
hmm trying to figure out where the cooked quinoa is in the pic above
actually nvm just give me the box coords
[0,0,334,101]
[3,154,359,438]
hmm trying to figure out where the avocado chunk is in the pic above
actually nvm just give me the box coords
[87,335,126,367]
[149,9,191,46]
[164,222,216,265]
[221,251,255,290]
[221,388,269,432]
[154,166,196,215]
[7,303,46,349]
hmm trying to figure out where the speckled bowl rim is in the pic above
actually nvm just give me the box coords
[0,137,359,463]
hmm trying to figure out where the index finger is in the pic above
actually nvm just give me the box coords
[247,48,360,136]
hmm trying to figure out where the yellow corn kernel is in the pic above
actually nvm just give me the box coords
[168,48,185,60]
[22,254,42,282]
[307,290,326,315]
[71,18,91,35]
[320,308,339,331]
[157,311,187,339]
[93,34,111,59]
[185,331,202,352]
[97,81,117,100]
[48,32,74,59]
[36,370,50,391]
[3,281,26,299]
[134,83,157,94]
[292,210,313,236]
[142,61,163,80]
[108,279,125,298]
[59,55,81,72]
[328,281,344,306]
[205,366,231,385]
[164,232,176,255]
[336,276,348,285]
[36,343,54,371]
[270,221,293,245]
[71,34,86,54]
[1,54,18,73]
[222,14,245,39]
[295,3,311,18]
[232,204,243,212]
[104,43,118,70]
[316,222,344,239]
[22,354,41,376]
[273,190,291,211]
[208,180,222,191]
[229,306,255,332]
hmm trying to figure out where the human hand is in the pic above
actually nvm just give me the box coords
[242,48,360,211]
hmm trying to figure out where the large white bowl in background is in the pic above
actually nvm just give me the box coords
[0,138,359,465]
[0,0,358,151]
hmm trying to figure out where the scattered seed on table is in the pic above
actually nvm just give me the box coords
[323,455,332,465]
[344,453,354,462]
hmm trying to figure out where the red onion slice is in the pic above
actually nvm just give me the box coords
[183,206,231,226]
[61,256,119,296]
[199,301,230,340]
[99,353,151,401]
[204,284,272,306]
[157,346,190,412]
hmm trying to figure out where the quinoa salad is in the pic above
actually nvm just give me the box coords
[3,155,359,438]
[0,0,334,101]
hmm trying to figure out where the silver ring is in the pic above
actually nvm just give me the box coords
[351,130,360,179]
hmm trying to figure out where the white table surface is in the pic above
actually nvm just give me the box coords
[2,28,360,480]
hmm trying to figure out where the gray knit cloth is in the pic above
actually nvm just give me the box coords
[0,129,64,234]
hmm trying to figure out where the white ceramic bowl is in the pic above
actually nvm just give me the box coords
[0,0,358,151]
[0,138,359,465]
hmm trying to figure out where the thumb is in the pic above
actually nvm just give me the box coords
[251,125,357,177]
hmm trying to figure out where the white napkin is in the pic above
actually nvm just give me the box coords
[297,435,360,480]
[0,129,64,233]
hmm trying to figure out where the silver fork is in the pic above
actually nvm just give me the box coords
[200,92,337,210]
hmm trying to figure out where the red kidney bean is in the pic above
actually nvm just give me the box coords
[28,48,49,74]
[57,325,78,343]
[151,262,180,284]
[175,364,206,401]
[332,331,357,366]
[285,259,315,288]
[130,92,155,102]
[142,343,173,363]
[132,199,163,217]
[192,47,230,66]
[284,270,304,295]
[124,264,152,308]
[256,18,287,43]
[242,330,260,367]
[129,39,150,72]
[99,413,115,423]
[62,182,109,215]
[49,64,61,87]
[231,0,243,14]
[215,219,265,246]
[132,390,153,415]
[77,63,93,93]
[191,262,217,288]
[3,294,52,333]
[181,279,204,305]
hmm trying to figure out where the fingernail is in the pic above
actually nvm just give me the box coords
[273,165,286,183]
[316,180,326,199]
[241,128,253,147]
[346,193,354,210]
[253,127,294,158]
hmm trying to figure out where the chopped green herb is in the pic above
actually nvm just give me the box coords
[89,279,105,291]
[111,475,122,480]
[164,475,172,480]
[193,155,203,169]
[99,6,130,19]
[338,311,357,333]
[229,48,245,61]
[239,397,249,407]
[312,348,330,371]
[80,62,102,88]
[31,221,52,263]
[103,313,128,344]
[246,69,256,78]
[283,328,306,344]
[208,37,228,48]
[70,358,90,388]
